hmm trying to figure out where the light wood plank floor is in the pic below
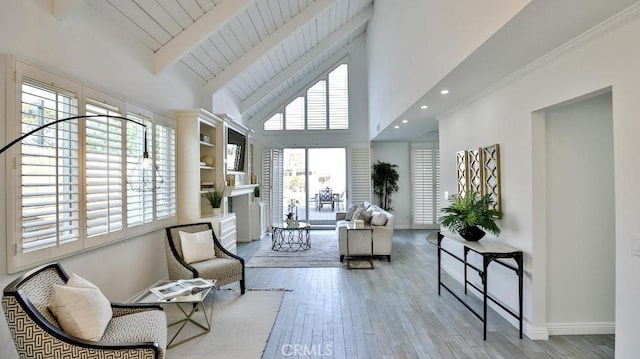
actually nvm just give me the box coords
[236,229,614,359]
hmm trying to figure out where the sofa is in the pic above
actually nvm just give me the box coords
[335,201,394,262]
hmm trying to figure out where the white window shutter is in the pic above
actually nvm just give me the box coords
[411,142,440,228]
[348,144,371,206]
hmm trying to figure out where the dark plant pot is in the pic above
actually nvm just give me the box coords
[460,226,486,241]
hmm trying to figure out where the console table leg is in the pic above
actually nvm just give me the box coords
[483,256,490,341]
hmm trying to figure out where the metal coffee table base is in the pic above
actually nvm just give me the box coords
[167,299,214,348]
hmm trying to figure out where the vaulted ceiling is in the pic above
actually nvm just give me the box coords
[80,0,373,124]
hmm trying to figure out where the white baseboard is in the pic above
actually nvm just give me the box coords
[527,326,550,340]
[547,322,615,335]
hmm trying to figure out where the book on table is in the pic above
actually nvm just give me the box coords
[150,278,214,299]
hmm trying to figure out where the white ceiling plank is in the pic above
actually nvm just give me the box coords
[156,0,193,28]
[85,0,162,50]
[279,0,292,22]
[209,31,240,64]
[201,0,336,93]
[245,43,352,123]
[140,0,184,37]
[247,2,268,41]
[179,0,205,20]
[268,0,285,29]
[110,0,173,44]
[234,11,260,47]
[256,0,277,34]
[153,0,253,74]
[198,39,227,74]
[195,0,217,13]
[218,24,246,58]
[240,5,371,112]
[52,0,83,20]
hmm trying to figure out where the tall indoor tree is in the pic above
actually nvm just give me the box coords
[372,161,399,211]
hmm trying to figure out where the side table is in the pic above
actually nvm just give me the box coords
[132,279,217,348]
[345,223,374,269]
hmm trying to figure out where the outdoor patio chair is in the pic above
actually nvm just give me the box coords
[318,187,334,210]
[165,222,245,294]
[2,262,167,359]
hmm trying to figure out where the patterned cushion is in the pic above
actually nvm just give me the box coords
[351,207,365,221]
[361,209,374,224]
[102,310,167,352]
[179,230,216,264]
[48,274,113,341]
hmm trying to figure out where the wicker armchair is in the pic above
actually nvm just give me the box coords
[165,222,245,294]
[2,262,167,359]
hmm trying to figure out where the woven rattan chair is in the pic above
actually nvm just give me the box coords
[165,222,245,294]
[2,262,167,359]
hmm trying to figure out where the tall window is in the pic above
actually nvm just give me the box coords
[10,64,176,272]
[264,63,349,131]
[411,142,440,228]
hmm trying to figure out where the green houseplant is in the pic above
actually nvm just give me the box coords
[371,161,399,211]
[202,187,224,215]
[440,191,502,241]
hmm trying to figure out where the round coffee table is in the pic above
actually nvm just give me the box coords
[271,221,311,251]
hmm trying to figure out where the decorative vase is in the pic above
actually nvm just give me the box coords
[213,207,221,216]
[460,226,486,241]
[286,218,294,226]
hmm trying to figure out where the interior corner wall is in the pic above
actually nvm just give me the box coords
[370,142,410,228]
[212,88,243,126]
[544,92,615,333]
[365,0,529,139]
[438,11,640,357]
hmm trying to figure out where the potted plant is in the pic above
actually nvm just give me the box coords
[253,186,260,201]
[202,187,224,216]
[371,161,399,211]
[440,191,502,241]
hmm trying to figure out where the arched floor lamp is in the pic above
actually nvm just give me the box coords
[0,114,163,192]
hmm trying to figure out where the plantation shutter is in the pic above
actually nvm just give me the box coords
[328,64,348,129]
[85,98,124,237]
[306,80,327,130]
[154,119,176,220]
[349,144,371,206]
[19,79,81,252]
[263,148,284,226]
[411,142,440,228]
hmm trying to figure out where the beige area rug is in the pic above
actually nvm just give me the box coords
[246,232,344,268]
[166,288,285,359]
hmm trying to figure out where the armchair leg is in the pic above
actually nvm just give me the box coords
[340,255,344,262]
[240,280,245,294]
[387,255,391,262]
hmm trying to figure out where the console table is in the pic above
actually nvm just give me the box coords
[437,231,523,340]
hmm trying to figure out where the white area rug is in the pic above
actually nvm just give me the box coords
[246,232,343,268]
[166,288,285,359]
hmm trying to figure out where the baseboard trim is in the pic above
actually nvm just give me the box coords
[527,326,550,340]
[547,322,615,335]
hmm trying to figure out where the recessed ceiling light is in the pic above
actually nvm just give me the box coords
[402,120,408,123]
[394,125,400,129]
[441,89,449,95]
[420,105,428,110]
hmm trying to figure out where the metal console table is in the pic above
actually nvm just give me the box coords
[437,231,523,340]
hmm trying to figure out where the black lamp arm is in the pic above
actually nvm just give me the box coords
[0,114,147,155]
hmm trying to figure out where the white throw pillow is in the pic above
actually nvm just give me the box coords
[351,207,365,221]
[49,273,113,341]
[179,230,216,264]
[371,212,388,226]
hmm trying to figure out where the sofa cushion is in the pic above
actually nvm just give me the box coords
[345,204,360,220]
[352,207,365,221]
[179,230,216,264]
[49,273,113,341]
[101,310,167,351]
[371,212,389,226]
[361,209,374,224]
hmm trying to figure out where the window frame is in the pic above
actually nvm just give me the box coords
[6,59,177,273]
[263,62,350,132]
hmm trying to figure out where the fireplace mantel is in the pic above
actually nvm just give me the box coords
[224,184,259,197]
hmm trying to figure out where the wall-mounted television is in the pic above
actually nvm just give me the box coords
[226,128,246,172]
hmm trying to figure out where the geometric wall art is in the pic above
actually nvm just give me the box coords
[456,150,468,196]
[455,144,502,214]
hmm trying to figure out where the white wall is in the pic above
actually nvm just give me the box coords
[366,0,529,139]
[212,88,243,126]
[439,7,640,357]
[544,92,615,334]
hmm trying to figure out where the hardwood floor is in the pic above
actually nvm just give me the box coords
[236,229,614,359]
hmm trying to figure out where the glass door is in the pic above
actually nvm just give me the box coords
[282,148,346,226]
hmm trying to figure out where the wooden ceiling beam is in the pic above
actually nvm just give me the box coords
[241,5,372,115]
[201,0,336,95]
[153,0,253,75]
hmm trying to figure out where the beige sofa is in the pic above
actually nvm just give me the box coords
[335,202,394,262]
